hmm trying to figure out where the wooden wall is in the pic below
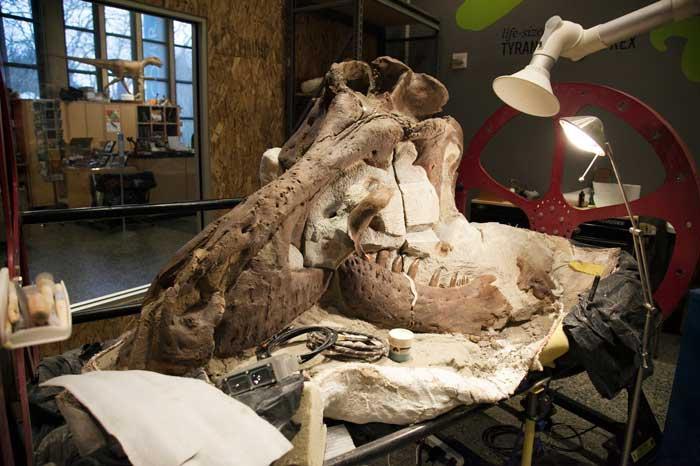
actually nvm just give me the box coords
[41,316,138,356]
[135,0,286,199]
[294,14,379,84]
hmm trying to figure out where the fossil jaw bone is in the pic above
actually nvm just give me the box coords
[338,255,512,335]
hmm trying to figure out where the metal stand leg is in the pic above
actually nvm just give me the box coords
[521,388,541,466]
[605,143,657,466]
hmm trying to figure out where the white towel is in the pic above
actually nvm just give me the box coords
[44,370,292,466]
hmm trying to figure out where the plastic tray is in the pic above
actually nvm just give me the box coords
[0,268,72,349]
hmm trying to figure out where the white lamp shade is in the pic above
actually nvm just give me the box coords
[492,64,560,117]
[559,116,607,155]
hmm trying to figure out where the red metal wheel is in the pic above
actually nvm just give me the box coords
[456,82,700,316]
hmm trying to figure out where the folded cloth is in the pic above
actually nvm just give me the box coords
[43,370,292,466]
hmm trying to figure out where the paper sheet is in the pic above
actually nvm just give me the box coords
[44,370,292,466]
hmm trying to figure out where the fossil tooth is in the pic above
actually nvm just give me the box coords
[407,258,420,279]
[449,272,460,288]
[429,268,442,287]
[391,255,404,273]
[459,275,469,286]
[376,250,391,267]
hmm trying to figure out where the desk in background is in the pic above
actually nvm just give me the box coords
[63,166,138,208]
[129,152,197,204]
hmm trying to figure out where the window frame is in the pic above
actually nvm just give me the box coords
[0,0,40,98]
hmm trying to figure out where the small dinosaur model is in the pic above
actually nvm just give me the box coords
[65,56,162,95]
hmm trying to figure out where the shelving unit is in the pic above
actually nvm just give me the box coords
[137,105,180,145]
[11,100,66,207]
[285,0,440,137]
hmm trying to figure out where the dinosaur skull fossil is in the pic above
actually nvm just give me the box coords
[114,57,612,376]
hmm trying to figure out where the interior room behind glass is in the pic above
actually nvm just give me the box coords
[0,0,201,301]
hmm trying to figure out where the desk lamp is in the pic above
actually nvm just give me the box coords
[559,115,655,466]
[493,0,700,117]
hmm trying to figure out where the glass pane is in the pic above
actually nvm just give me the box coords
[1,0,32,18]
[141,14,165,41]
[106,35,132,60]
[104,6,130,36]
[175,46,192,82]
[143,41,167,78]
[176,82,193,118]
[25,216,200,302]
[107,77,133,100]
[2,18,36,64]
[173,20,192,47]
[68,60,96,73]
[180,118,194,148]
[65,29,95,69]
[69,71,96,89]
[63,0,93,29]
[5,65,38,98]
[144,79,168,101]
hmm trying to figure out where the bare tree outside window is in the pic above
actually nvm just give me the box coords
[63,0,98,90]
[1,0,39,97]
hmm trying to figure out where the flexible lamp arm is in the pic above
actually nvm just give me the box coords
[535,0,700,66]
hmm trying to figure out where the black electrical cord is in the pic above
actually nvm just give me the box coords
[481,424,523,457]
[551,423,598,441]
[256,326,338,363]
[543,422,598,453]
[481,420,599,458]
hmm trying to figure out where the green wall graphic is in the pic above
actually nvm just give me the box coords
[650,17,700,83]
[456,0,523,31]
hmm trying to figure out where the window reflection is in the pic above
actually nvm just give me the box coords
[104,6,131,36]
[173,20,192,47]
[63,0,93,28]
[174,21,194,147]
[1,0,32,18]
[142,14,165,41]
[2,0,39,97]
[3,17,36,64]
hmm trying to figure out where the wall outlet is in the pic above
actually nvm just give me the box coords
[451,52,468,70]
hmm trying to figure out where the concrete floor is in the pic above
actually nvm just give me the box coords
[366,332,680,466]
[23,215,199,302]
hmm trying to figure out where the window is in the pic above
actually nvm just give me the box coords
[174,20,194,147]
[63,0,98,90]
[1,2,205,305]
[0,0,39,97]
[141,14,168,101]
[104,6,134,99]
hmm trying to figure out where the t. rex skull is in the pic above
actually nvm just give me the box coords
[114,57,613,376]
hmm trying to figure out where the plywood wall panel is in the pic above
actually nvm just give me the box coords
[40,315,138,357]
